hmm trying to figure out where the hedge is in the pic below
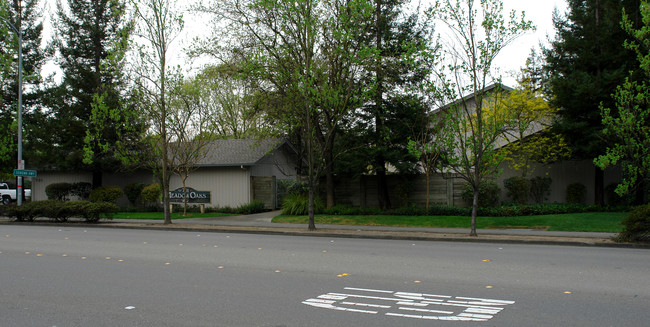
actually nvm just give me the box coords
[280,203,628,217]
[5,200,119,223]
[89,186,124,203]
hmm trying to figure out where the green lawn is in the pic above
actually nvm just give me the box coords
[112,212,236,220]
[271,212,627,233]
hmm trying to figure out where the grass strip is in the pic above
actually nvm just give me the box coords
[113,212,237,220]
[271,212,626,233]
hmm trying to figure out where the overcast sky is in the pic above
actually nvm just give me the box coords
[495,0,568,85]
[41,0,569,86]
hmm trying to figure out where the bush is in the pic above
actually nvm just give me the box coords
[530,176,552,204]
[5,200,118,223]
[324,205,383,216]
[45,182,73,201]
[282,193,325,215]
[89,186,124,203]
[389,204,426,216]
[503,176,530,204]
[70,182,92,200]
[566,182,586,204]
[427,205,471,216]
[83,201,119,222]
[461,180,501,208]
[234,201,266,215]
[616,204,650,242]
[141,183,162,205]
[124,183,145,206]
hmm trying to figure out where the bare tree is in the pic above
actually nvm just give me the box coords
[130,0,184,224]
[167,79,212,215]
[429,0,533,236]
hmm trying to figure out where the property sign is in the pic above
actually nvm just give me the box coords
[169,187,210,203]
[13,169,37,177]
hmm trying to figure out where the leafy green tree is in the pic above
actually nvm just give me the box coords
[361,0,432,209]
[196,0,377,229]
[595,1,650,204]
[544,0,642,205]
[430,0,533,236]
[47,0,132,186]
[0,0,49,172]
[190,64,274,139]
[498,80,571,177]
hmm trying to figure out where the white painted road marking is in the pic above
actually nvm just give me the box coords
[302,287,515,322]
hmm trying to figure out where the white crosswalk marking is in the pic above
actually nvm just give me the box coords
[302,287,515,322]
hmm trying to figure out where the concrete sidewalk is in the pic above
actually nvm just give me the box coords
[3,210,647,248]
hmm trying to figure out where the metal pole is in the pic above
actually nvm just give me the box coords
[17,28,23,206]
[1,18,24,206]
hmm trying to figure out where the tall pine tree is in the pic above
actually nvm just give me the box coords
[358,0,432,209]
[45,0,131,186]
[545,0,642,205]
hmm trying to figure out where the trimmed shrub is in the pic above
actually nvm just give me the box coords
[70,182,92,200]
[4,200,118,223]
[389,204,426,216]
[427,205,471,216]
[324,205,383,216]
[124,183,146,206]
[89,186,124,203]
[530,176,552,204]
[617,204,650,242]
[566,182,586,204]
[83,201,119,222]
[141,183,162,205]
[461,180,501,208]
[45,182,73,201]
[234,201,266,215]
[282,194,325,215]
[503,176,530,204]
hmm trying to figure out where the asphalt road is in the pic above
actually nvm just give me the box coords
[1,225,648,327]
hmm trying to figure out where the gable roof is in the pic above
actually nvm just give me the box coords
[433,83,514,114]
[197,138,295,167]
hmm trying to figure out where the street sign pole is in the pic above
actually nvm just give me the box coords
[1,18,24,206]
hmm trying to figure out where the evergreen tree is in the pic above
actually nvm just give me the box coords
[544,0,642,205]
[45,0,131,186]
[0,0,48,172]
[359,0,432,209]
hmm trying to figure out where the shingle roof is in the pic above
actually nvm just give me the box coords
[197,138,291,167]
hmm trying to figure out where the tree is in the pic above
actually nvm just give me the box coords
[196,0,376,229]
[167,78,212,215]
[48,0,132,186]
[407,102,443,211]
[362,0,432,209]
[498,81,571,177]
[191,64,274,139]
[0,0,49,172]
[595,1,650,204]
[544,0,642,206]
[430,0,533,236]
[129,0,184,224]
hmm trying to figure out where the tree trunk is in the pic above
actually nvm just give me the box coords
[470,187,479,236]
[308,182,316,231]
[325,148,335,208]
[595,166,604,207]
[92,170,102,189]
[376,156,391,209]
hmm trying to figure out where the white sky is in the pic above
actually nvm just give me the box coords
[40,0,568,86]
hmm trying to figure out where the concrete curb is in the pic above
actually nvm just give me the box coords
[2,219,649,249]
